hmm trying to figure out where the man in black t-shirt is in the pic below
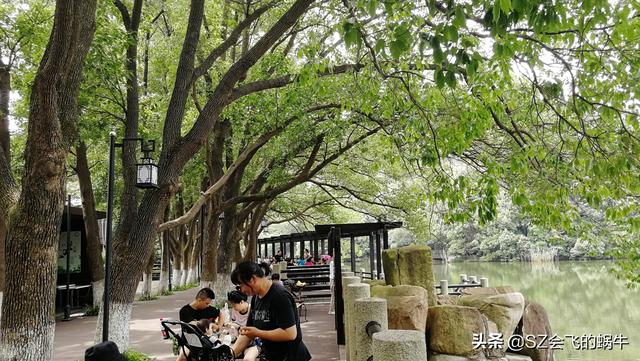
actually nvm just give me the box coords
[179,287,223,326]
[231,262,311,361]
[176,287,224,361]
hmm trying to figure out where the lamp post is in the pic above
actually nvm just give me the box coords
[103,131,158,342]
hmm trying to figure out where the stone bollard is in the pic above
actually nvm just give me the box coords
[345,283,371,361]
[372,329,427,361]
[360,268,366,279]
[468,275,478,283]
[460,274,468,283]
[439,280,448,295]
[343,271,355,277]
[480,277,489,287]
[353,297,388,361]
[342,276,361,361]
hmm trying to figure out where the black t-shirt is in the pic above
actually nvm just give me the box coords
[274,254,283,262]
[179,304,220,323]
[248,283,311,361]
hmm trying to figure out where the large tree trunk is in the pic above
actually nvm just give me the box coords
[76,140,105,307]
[0,1,97,359]
[187,233,200,285]
[200,202,220,289]
[159,209,171,293]
[0,63,10,321]
[141,253,154,298]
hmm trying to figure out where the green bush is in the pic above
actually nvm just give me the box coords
[160,289,174,296]
[83,306,99,316]
[123,350,152,361]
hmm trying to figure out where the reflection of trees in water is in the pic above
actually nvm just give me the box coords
[433,261,640,361]
[529,261,559,274]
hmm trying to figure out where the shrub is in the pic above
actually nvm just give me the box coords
[123,350,152,361]
[83,306,99,316]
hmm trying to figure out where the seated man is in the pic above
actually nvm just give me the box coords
[176,287,225,361]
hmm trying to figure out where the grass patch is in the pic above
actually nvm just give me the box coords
[83,305,99,316]
[160,289,174,296]
[123,350,152,361]
[172,283,198,292]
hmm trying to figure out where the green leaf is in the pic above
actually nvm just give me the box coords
[435,69,446,88]
[342,22,361,48]
[367,0,378,17]
[445,71,456,87]
[500,0,512,14]
[453,6,466,28]
[390,24,412,58]
[445,25,459,42]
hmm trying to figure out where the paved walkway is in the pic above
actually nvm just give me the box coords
[53,287,339,361]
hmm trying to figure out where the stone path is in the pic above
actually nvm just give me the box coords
[53,287,340,361]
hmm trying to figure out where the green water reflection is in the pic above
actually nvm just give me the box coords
[432,261,640,361]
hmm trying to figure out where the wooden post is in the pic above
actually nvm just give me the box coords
[350,235,356,273]
[313,238,319,260]
[375,230,382,279]
[369,232,375,279]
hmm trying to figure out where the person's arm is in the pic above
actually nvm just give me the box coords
[216,310,225,329]
[240,325,297,341]
[232,334,252,357]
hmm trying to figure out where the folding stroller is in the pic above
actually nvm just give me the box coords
[161,319,234,361]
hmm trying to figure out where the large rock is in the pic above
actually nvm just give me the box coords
[514,302,554,361]
[427,305,500,357]
[437,294,461,305]
[462,286,515,296]
[372,330,427,361]
[382,245,437,306]
[362,279,386,287]
[459,293,525,341]
[371,285,429,331]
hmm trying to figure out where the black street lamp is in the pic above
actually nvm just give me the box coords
[103,132,158,342]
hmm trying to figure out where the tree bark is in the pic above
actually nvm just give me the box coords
[141,253,154,298]
[159,208,171,293]
[76,140,105,306]
[0,63,10,317]
[0,1,97,359]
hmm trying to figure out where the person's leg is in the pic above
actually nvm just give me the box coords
[176,348,190,361]
[243,346,260,361]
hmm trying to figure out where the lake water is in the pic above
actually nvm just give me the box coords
[432,260,640,361]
